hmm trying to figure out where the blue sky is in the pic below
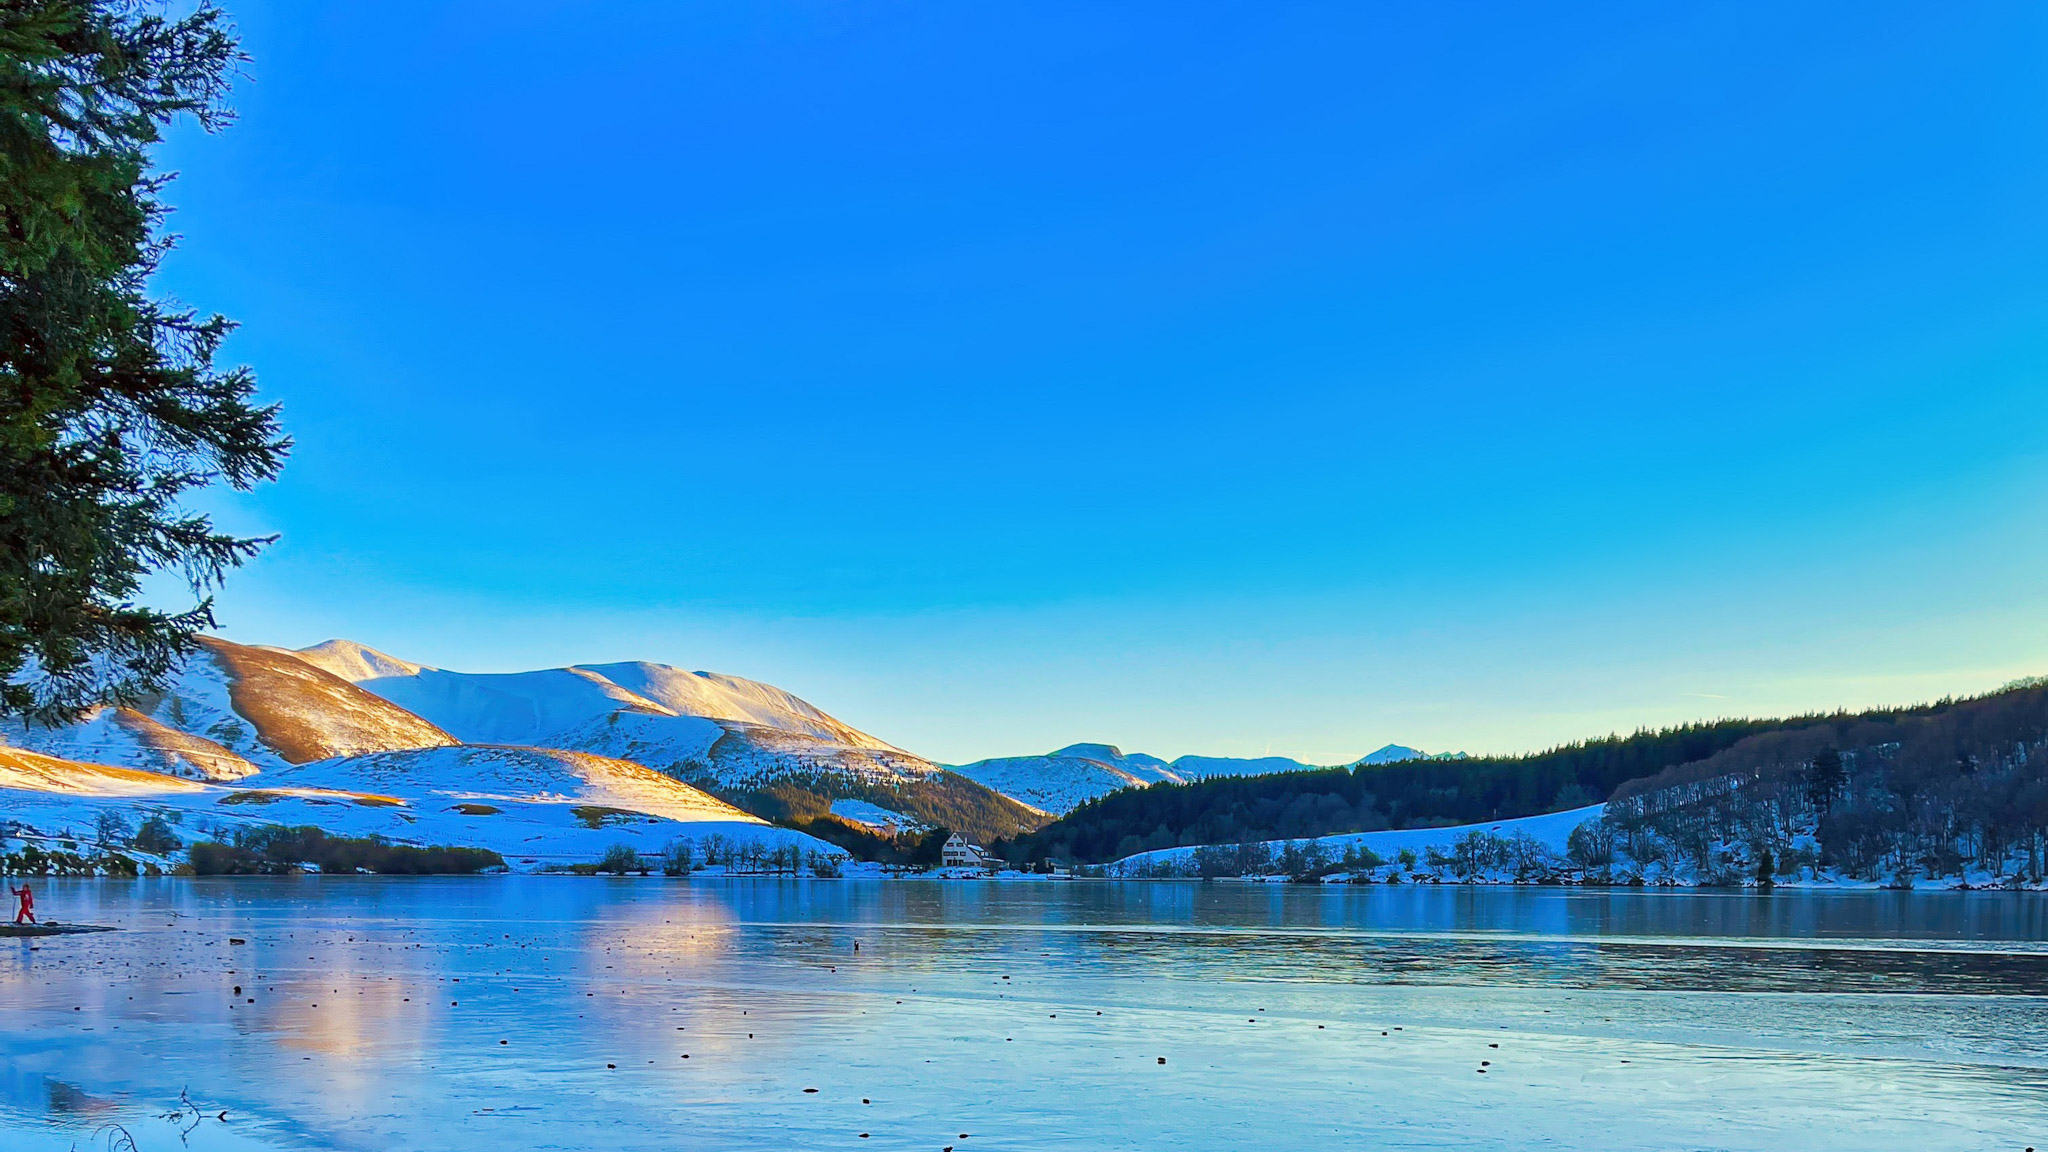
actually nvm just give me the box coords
[159,2,2048,764]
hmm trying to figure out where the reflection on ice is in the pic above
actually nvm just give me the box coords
[1,879,2045,1151]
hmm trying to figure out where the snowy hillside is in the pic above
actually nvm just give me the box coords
[0,744,838,871]
[827,798,928,832]
[698,721,949,789]
[260,745,778,828]
[4,638,457,774]
[1110,804,1604,879]
[194,637,460,762]
[373,666,657,746]
[581,661,905,752]
[540,709,727,776]
[0,746,215,797]
[4,706,258,781]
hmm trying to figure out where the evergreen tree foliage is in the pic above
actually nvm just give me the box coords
[0,0,285,722]
[1805,747,1846,812]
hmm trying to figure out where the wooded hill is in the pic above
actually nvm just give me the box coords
[1585,678,2048,884]
[1004,685,2039,865]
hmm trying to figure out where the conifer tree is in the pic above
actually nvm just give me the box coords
[1805,748,1847,813]
[1,1,286,722]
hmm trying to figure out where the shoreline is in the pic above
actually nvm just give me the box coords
[7,870,2044,893]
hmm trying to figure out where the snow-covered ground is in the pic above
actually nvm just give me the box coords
[1110,804,1605,878]
[1306,804,1598,861]
[827,798,928,832]
[524,708,726,777]
[0,744,838,871]
[4,707,258,782]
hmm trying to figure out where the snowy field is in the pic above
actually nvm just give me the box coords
[2,880,2045,1152]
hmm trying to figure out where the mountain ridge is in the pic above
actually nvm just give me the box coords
[275,640,1042,844]
[950,741,1459,815]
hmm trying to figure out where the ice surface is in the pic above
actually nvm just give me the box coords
[1,881,2044,1152]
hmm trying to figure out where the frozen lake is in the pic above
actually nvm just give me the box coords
[3,879,2046,1151]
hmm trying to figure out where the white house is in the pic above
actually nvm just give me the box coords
[941,833,987,868]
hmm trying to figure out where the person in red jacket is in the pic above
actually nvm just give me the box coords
[10,883,33,925]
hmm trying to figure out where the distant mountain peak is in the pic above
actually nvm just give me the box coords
[1051,742,1125,761]
[1353,743,1466,765]
[293,639,429,682]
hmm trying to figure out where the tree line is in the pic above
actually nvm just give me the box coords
[1003,693,2017,865]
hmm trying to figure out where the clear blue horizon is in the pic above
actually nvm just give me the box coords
[159,2,2048,765]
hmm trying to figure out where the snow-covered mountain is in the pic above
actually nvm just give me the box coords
[951,744,1190,816]
[951,741,1466,816]
[287,641,1044,842]
[302,640,937,789]
[0,636,1042,863]
[1169,754,1321,779]
[37,638,1048,842]
[1353,744,1466,765]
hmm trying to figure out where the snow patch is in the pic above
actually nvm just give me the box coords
[828,799,928,832]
